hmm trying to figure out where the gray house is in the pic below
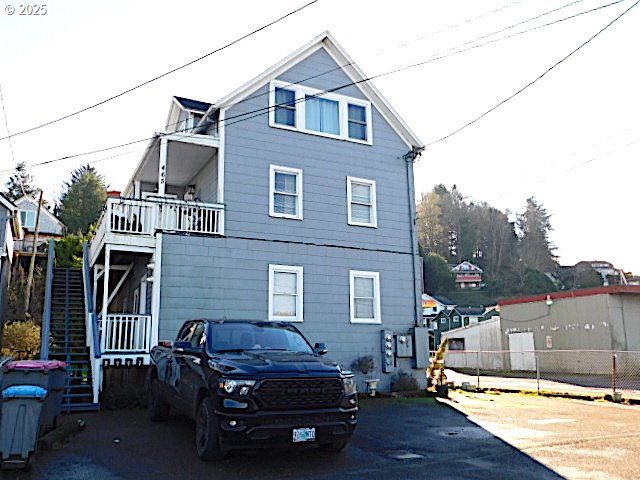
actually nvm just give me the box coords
[13,194,66,260]
[0,193,19,323]
[86,31,425,401]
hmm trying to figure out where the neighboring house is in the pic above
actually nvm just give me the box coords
[450,261,483,289]
[85,31,426,401]
[0,194,20,321]
[574,260,625,286]
[13,195,65,263]
[421,294,456,349]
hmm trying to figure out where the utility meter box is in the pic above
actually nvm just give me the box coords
[381,330,395,373]
[395,334,413,358]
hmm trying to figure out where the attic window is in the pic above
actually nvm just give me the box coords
[20,211,36,228]
[269,80,372,145]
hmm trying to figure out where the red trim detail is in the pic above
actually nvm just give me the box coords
[499,285,640,306]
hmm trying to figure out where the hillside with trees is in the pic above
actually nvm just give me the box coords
[416,185,606,303]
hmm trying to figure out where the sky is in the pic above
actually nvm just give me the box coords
[0,0,638,274]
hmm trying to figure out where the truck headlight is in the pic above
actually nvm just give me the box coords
[219,379,255,396]
[342,376,357,395]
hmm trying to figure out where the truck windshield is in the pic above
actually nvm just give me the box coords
[207,323,314,355]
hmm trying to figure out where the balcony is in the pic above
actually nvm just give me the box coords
[90,196,224,261]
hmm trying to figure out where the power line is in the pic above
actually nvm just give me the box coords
[0,0,628,174]
[424,0,639,148]
[0,0,320,143]
[0,81,16,164]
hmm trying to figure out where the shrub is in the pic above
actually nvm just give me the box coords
[1,320,41,359]
[351,355,375,375]
[390,370,419,392]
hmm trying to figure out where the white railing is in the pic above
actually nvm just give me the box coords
[156,198,223,234]
[101,314,152,353]
[94,197,224,240]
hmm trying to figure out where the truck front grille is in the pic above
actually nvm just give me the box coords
[256,378,343,410]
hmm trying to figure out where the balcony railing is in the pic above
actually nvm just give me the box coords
[101,314,152,353]
[93,197,224,249]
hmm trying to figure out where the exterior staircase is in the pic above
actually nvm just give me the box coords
[47,268,98,410]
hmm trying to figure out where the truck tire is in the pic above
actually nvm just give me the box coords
[195,397,227,461]
[149,378,170,421]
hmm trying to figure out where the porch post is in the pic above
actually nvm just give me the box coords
[158,137,168,196]
[101,246,110,353]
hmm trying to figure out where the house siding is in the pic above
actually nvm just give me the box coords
[15,198,64,235]
[157,47,423,389]
[159,234,418,389]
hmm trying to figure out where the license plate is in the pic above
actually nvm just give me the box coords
[292,427,316,443]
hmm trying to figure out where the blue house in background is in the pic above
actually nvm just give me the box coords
[85,31,425,401]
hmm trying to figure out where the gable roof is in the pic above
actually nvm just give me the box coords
[432,295,456,306]
[174,96,212,112]
[451,261,483,273]
[14,195,66,232]
[0,193,17,212]
[202,31,423,149]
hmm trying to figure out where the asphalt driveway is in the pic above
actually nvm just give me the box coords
[2,395,564,480]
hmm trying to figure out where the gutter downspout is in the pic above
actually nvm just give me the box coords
[404,146,425,326]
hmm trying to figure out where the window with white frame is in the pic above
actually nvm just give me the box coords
[20,211,36,228]
[269,265,303,322]
[269,81,372,144]
[349,270,381,324]
[347,177,377,227]
[269,165,303,219]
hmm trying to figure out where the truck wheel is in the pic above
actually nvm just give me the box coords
[149,378,170,421]
[195,397,227,461]
[320,439,348,453]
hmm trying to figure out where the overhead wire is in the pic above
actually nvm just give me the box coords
[0,0,630,174]
[424,0,639,148]
[0,0,320,143]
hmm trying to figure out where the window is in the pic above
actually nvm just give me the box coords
[449,338,465,351]
[348,104,367,140]
[440,317,447,324]
[347,177,377,227]
[274,87,296,127]
[20,211,36,228]
[305,95,340,135]
[349,271,381,324]
[269,81,372,144]
[269,165,303,219]
[453,315,460,323]
[269,265,303,322]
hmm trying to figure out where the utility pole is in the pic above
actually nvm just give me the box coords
[24,189,44,318]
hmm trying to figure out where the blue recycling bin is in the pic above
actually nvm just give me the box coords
[0,385,48,469]
[2,360,66,432]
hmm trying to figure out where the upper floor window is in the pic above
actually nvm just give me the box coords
[269,165,303,220]
[20,210,36,228]
[347,177,377,227]
[274,87,296,127]
[269,264,304,322]
[349,270,381,324]
[269,80,372,144]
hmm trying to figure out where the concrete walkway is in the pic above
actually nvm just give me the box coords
[444,369,640,401]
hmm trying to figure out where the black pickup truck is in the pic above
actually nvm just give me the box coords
[148,319,358,461]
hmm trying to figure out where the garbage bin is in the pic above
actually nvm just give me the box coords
[0,385,48,470]
[2,360,67,432]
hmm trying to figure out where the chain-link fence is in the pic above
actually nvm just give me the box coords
[443,350,640,397]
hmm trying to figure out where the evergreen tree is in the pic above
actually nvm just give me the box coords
[422,253,455,294]
[516,197,556,272]
[3,162,36,201]
[57,165,107,234]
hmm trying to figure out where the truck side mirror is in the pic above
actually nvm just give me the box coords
[173,341,204,356]
[314,342,328,356]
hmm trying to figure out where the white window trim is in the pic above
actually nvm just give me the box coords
[349,270,381,324]
[269,165,303,220]
[268,264,304,322]
[347,176,377,228]
[269,80,373,145]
